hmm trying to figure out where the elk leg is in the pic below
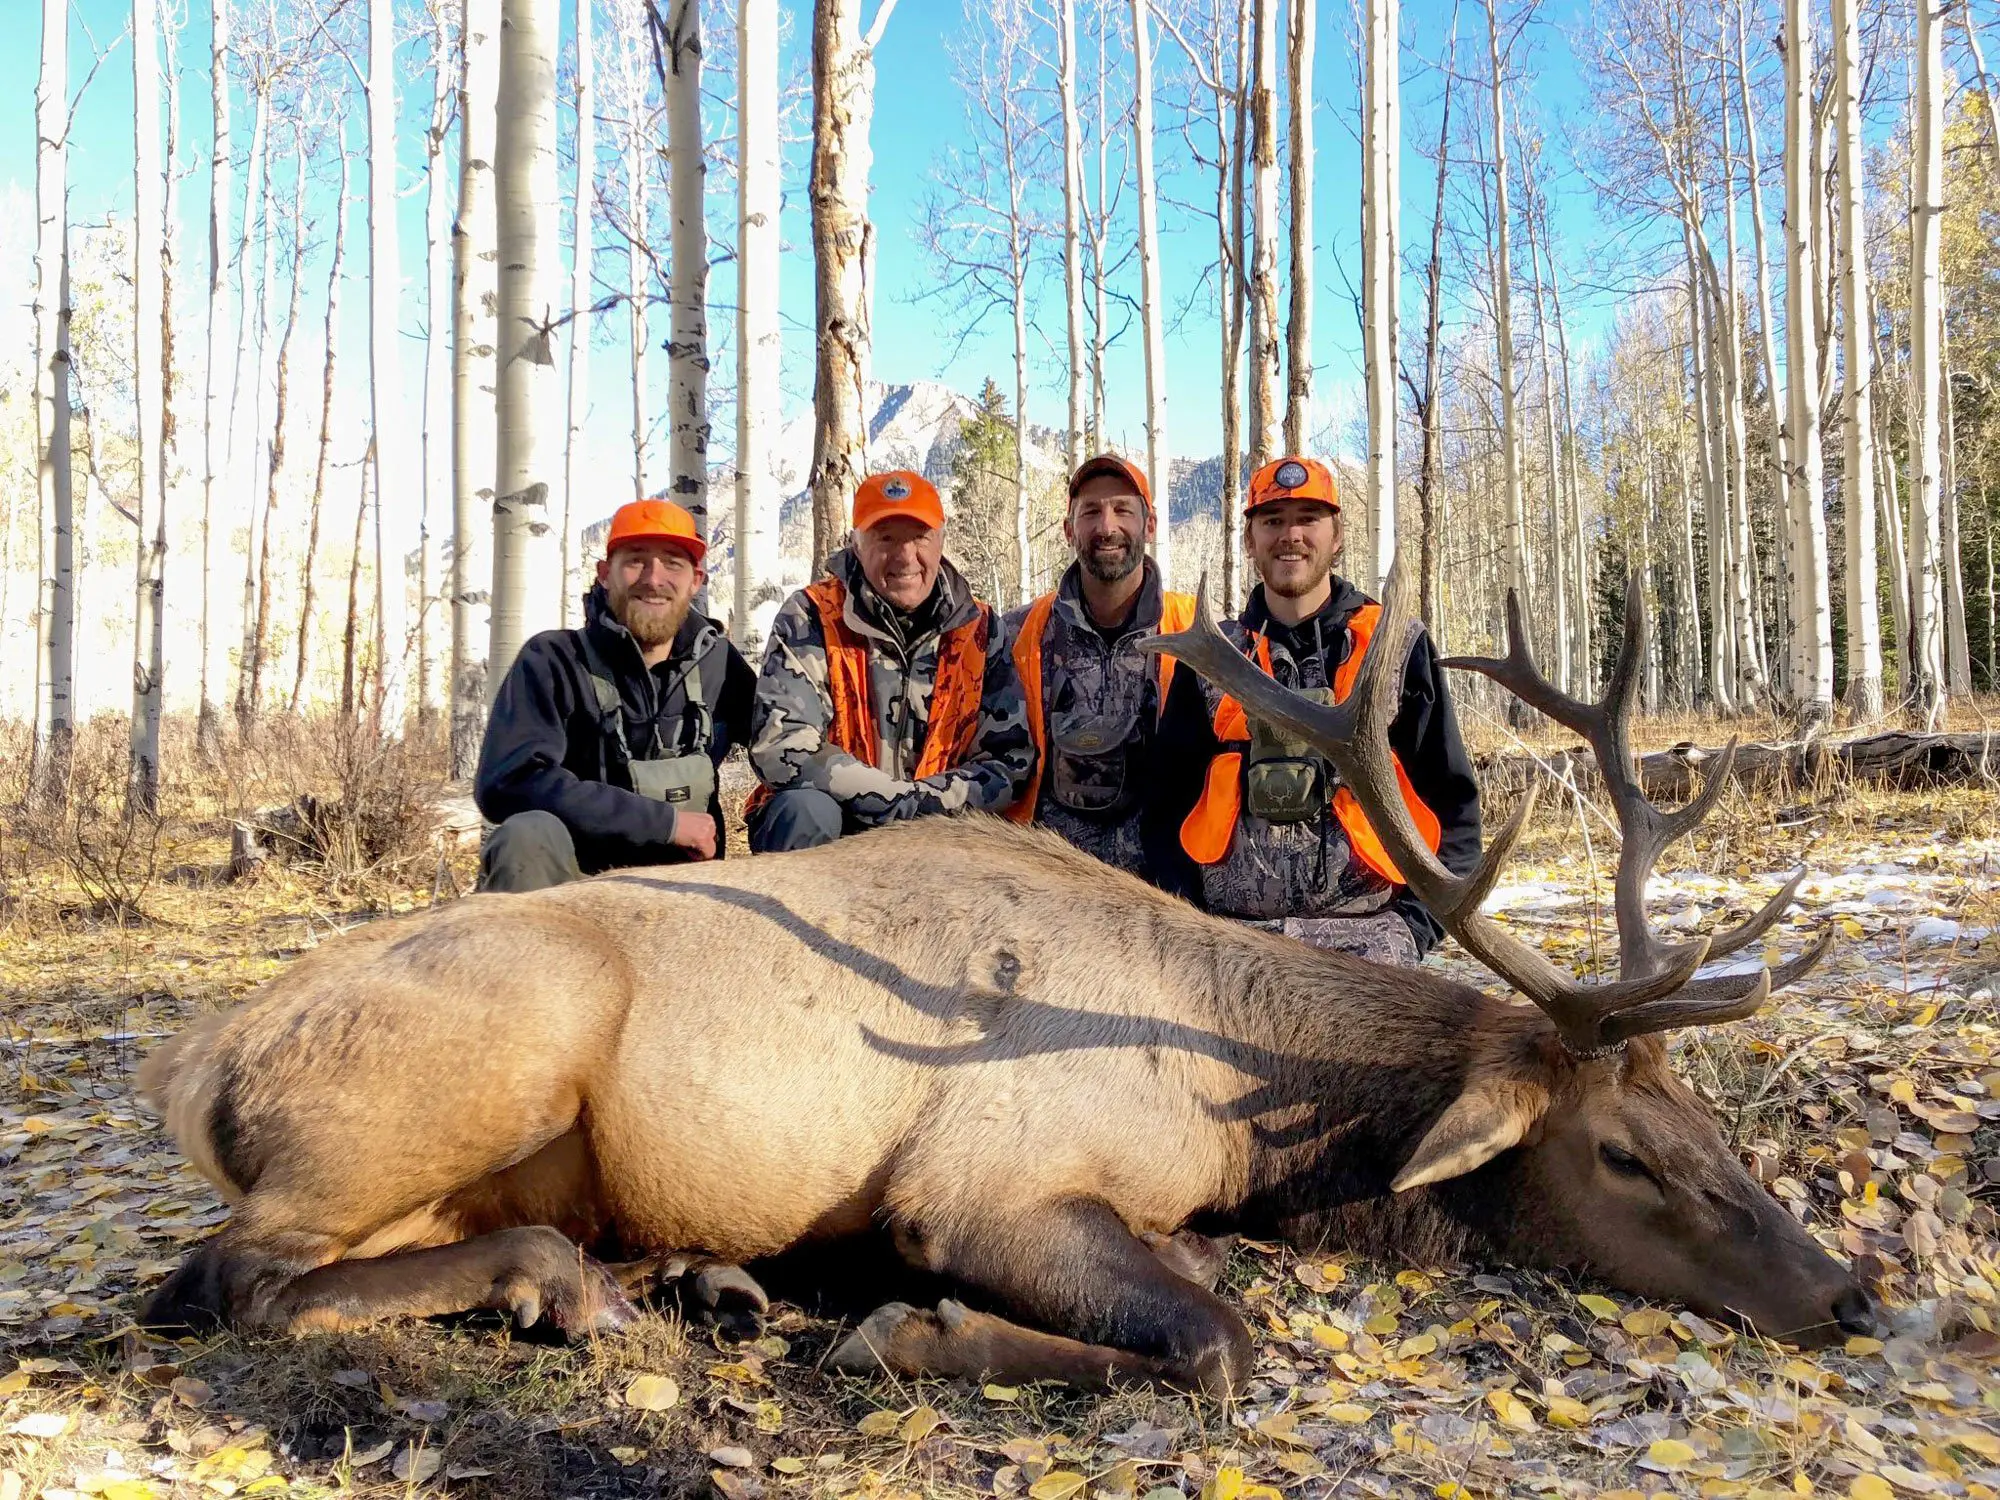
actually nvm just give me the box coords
[262,1226,639,1337]
[1140,1228,1236,1292]
[604,1252,769,1334]
[833,1198,1253,1395]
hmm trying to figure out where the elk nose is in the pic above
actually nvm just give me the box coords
[1833,1285,1880,1338]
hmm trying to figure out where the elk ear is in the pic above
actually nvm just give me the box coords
[1392,1077,1550,1192]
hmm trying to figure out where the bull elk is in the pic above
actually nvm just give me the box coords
[135,564,1874,1395]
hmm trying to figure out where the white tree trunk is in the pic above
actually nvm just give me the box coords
[1718,63,1763,705]
[1529,188,1570,693]
[1485,0,1528,623]
[1285,0,1316,457]
[1833,0,1881,716]
[1057,0,1086,465]
[1363,0,1397,588]
[735,0,780,646]
[1941,367,1971,694]
[451,0,499,771]
[563,0,593,630]
[1737,0,1787,683]
[1907,0,1947,724]
[420,7,456,715]
[667,0,708,581]
[490,0,562,692]
[1131,0,1170,586]
[1783,0,1834,726]
[197,0,234,756]
[626,98,649,501]
[296,123,351,714]
[1247,0,1280,467]
[132,0,167,811]
[34,0,73,804]
[369,0,410,729]
[236,101,276,732]
[809,0,898,567]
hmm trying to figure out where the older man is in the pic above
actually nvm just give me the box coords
[1147,456,1482,964]
[475,497,756,891]
[747,470,1035,851]
[1003,454,1194,879]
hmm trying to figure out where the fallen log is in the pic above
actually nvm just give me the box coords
[1475,730,2000,801]
[230,782,485,879]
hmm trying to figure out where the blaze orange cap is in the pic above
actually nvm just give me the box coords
[1246,455,1341,514]
[1068,452,1152,511]
[605,497,707,565]
[852,470,945,532]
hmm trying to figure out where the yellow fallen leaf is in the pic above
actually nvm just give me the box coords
[1311,1323,1349,1351]
[1395,1271,1435,1292]
[0,1373,26,1398]
[1578,1294,1622,1322]
[1364,1313,1400,1336]
[899,1406,944,1441]
[99,1483,159,1500]
[623,1374,680,1412]
[1028,1472,1087,1500]
[1890,1079,1917,1105]
[771,1457,806,1475]
[1437,1485,1469,1500]
[1326,1403,1372,1424]
[1648,1438,1698,1469]
[856,1409,902,1437]
[1318,1261,1347,1286]
[1622,1309,1674,1337]
[1487,1389,1537,1433]
[1544,1396,1593,1428]
[1397,1333,1439,1359]
[1849,1477,1894,1500]
[981,1384,1019,1402]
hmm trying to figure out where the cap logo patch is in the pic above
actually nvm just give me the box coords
[1274,460,1310,490]
[883,477,911,499]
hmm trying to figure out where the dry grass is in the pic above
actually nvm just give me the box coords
[0,714,1995,1499]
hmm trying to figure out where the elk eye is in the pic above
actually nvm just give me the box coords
[1600,1143,1657,1183]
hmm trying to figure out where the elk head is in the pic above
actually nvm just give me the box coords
[1146,563,1877,1345]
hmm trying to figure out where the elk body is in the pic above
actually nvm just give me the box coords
[138,571,1875,1393]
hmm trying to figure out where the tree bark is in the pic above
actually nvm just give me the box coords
[489,0,563,694]
[451,0,498,770]
[420,4,457,717]
[1222,9,1248,611]
[1485,0,1529,644]
[1411,25,1451,634]
[1057,0,1086,466]
[1736,0,1787,688]
[236,101,276,735]
[1906,0,1947,725]
[1527,171,1569,692]
[33,0,74,808]
[343,444,371,718]
[1284,0,1315,455]
[736,0,781,645]
[626,76,649,501]
[667,0,709,586]
[563,0,592,629]
[1941,360,1971,694]
[131,0,167,812]
[809,0,897,570]
[295,125,351,715]
[198,0,234,759]
[1832,0,1881,717]
[1247,0,1281,468]
[1132,0,1170,586]
[1362,0,1398,592]
[369,0,410,731]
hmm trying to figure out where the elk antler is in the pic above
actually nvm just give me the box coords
[1141,561,1830,1056]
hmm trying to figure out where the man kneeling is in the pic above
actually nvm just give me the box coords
[474,498,755,891]
[746,470,1034,849]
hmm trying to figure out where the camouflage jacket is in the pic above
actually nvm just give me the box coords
[750,547,1036,825]
[1003,558,1175,880]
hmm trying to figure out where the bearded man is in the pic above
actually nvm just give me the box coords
[1001,454,1195,880]
[1146,456,1482,965]
[474,497,756,892]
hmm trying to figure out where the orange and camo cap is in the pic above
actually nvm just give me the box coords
[1246,455,1340,513]
[606,497,707,565]
[853,470,945,532]
[1068,453,1153,511]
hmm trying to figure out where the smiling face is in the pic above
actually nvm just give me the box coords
[1245,499,1343,600]
[1066,475,1154,584]
[854,517,945,611]
[598,539,703,648]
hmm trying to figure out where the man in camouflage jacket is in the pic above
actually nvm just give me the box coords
[747,470,1036,850]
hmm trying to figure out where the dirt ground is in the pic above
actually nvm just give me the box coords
[0,713,1996,1500]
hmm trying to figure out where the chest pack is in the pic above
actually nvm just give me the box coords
[1047,695,1144,819]
[575,627,718,812]
[1242,684,1338,824]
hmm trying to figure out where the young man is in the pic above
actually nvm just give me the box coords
[1004,454,1195,879]
[474,497,756,892]
[746,469,1035,850]
[1147,456,1482,964]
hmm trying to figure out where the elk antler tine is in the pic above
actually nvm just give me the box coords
[1440,591,1598,733]
[1454,775,1542,917]
[1765,925,1834,990]
[1703,866,1808,961]
[1658,735,1744,846]
[1564,933,1715,1018]
[1601,966,1774,1045]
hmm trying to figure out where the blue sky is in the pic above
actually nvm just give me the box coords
[0,0,1618,498]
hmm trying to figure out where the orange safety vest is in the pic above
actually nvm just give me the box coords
[1178,603,1441,884]
[1005,589,1198,824]
[745,577,991,821]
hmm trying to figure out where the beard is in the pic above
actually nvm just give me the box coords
[614,589,693,648]
[1258,544,1338,599]
[1080,535,1143,583]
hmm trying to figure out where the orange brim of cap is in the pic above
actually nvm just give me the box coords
[608,529,707,564]
[1069,454,1153,509]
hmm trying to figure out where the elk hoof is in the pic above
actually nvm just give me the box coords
[827,1301,932,1376]
[694,1262,770,1318]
